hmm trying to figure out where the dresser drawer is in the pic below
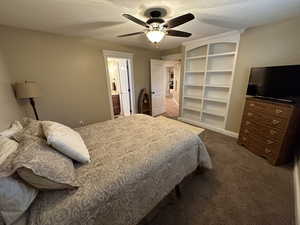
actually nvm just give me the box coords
[239,133,282,159]
[243,111,288,130]
[239,134,268,157]
[246,100,293,118]
[240,124,285,143]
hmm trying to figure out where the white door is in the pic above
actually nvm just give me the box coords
[118,59,131,116]
[151,59,166,116]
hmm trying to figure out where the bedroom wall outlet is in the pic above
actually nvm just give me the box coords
[79,120,85,126]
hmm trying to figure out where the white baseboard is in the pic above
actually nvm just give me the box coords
[178,117,239,138]
[294,155,300,225]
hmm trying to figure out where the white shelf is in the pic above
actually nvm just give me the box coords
[184,84,203,87]
[184,84,230,88]
[184,95,202,100]
[186,55,206,60]
[203,97,228,103]
[184,106,201,112]
[207,70,232,73]
[208,52,235,58]
[203,110,225,117]
[182,35,240,133]
[205,84,230,88]
[182,110,201,122]
[185,71,205,73]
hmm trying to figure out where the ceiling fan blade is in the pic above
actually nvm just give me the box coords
[122,14,149,28]
[167,30,192,37]
[117,32,144,37]
[165,13,195,28]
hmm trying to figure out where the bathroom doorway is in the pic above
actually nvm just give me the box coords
[103,50,135,119]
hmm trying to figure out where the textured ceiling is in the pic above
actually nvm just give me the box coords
[0,0,299,50]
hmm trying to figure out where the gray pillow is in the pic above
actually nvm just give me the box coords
[0,136,37,225]
[0,176,37,225]
[13,136,79,190]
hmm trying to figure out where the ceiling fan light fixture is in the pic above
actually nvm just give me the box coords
[146,30,165,44]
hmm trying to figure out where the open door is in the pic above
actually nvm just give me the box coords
[118,59,131,116]
[150,59,166,116]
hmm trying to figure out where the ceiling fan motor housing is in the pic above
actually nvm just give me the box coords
[146,17,164,25]
[145,8,167,25]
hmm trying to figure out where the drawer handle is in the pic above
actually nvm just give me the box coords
[275,109,283,114]
[266,140,274,145]
[245,121,251,125]
[250,103,255,107]
[244,129,249,134]
[270,130,277,135]
[247,112,253,116]
[265,148,272,154]
[272,119,280,125]
[242,137,247,141]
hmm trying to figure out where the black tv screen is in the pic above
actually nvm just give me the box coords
[247,65,300,100]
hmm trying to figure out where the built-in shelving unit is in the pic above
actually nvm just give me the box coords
[180,31,240,133]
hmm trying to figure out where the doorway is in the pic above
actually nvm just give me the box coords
[150,59,181,118]
[165,63,181,118]
[103,50,135,119]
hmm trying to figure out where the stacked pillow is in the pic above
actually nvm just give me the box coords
[0,136,37,225]
[0,118,90,224]
[42,121,91,163]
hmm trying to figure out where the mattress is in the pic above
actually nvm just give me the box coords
[27,114,212,225]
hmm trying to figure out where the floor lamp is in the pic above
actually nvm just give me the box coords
[15,81,41,120]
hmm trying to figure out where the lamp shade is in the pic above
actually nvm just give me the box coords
[15,81,40,99]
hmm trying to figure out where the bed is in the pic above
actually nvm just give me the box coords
[19,114,211,225]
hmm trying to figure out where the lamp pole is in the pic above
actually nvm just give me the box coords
[29,98,39,120]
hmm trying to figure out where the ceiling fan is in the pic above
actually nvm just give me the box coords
[117,8,195,44]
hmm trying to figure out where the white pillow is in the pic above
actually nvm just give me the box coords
[0,176,37,225]
[42,121,90,163]
[0,121,23,138]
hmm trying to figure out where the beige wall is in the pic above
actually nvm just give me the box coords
[0,49,24,130]
[160,46,181,56]
[0,26,160,127]
[227,16,300,132]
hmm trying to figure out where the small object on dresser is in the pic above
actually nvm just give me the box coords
[238,97,300,165]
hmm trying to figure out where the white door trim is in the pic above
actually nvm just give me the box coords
[103,50,135,120]
[294,155,300,225]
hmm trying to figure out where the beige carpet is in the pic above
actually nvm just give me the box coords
[157,116,204,135]
[163,96,179,118]
[139,130,294,225]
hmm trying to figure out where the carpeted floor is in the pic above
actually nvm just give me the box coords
[163,96,179,118]
[140,130,294,225]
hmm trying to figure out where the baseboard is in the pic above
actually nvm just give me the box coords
[294,154,300,225]
[178,117,239,138]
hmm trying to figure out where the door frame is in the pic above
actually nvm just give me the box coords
[150,59,180,116]
[103,50,135,119]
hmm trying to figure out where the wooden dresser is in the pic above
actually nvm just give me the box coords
[238,97,300,165]
[112,94,121,115]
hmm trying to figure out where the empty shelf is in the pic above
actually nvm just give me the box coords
[204,97,227,103]
[208,52,235,58]
[183,106,201,112]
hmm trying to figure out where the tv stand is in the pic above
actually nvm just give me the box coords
[238,97,300,165]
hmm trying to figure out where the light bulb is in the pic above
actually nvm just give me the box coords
[146,30,165,44]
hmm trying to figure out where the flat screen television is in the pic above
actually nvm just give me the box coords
[247,65,300,102]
